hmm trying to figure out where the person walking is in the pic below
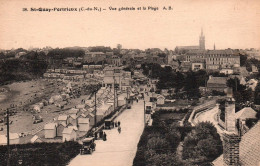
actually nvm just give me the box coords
[103,132,107,141]
[118,126,121,134]
[118,121,121,126]
[99,130,103,139]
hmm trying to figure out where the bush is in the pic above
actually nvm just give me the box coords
[0,142,81,166]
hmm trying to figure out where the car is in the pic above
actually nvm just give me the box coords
[80,137,96,155]
[104,119,114,129]
[33,119,43,124]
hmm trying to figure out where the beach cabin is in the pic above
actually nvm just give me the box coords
[68,108,79,115]
[76,104,86,111]
[68,114,77,126]
[62,128,77,142]
[9,133,20,144]
[31,135,43,143]
[86,113,95,127]
[56,123,66,137]
[96,110,105,123]
[78,118,90,132]
[0,135,7,145]
[68,125,78,131]
[118,96,126,106]
[57,115,68,125]
[44,123,57,139]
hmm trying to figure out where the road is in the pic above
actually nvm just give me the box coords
[194,106,225,138]
[69,99,145,166]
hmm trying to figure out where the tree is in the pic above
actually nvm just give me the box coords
[227,78,253,105]
[183,71,201,99]
[239,54,247,66]
[182,122,222,162]
[254,82,260,105]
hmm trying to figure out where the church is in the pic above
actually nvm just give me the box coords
[175,29,240,72]
[175,28,205,52]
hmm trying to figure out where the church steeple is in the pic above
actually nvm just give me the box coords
[199,28,205,50]
[214,43,216,50]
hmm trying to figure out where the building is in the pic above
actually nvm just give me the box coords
[199,28,205,50]
[78,118,90,132]
[212,122,260,166]
[184,49,240,71]
[44,123,57,139]
[103,66,123,89]
[83,52,106,63]
[191,61,205,71]
[207,76,228,92]
[62,128,77,142]
[220,68,234,75]
[109,55,122,66]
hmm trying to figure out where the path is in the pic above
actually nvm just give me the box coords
[194,106,225,138]
[69,99,145,166]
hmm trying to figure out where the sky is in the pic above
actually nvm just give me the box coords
[0,0,259,50]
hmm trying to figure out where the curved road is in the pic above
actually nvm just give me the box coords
[69,99,145,166]
[194,106,225,138]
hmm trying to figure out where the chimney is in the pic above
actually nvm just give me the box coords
[225,97,236,133]
[223,133,241,166]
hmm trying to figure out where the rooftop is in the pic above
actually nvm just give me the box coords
[62,128,75,134]
[44,123,57,130]
[207,76,228,85]
[235,107,257,120]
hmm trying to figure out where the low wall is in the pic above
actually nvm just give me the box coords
[188,100,217,126]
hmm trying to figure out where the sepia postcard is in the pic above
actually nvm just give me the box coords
[0,0,260,165]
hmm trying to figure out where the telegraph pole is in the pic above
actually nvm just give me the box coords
[126,87,129,108]
[94,89,97,128]
[144,101,146,127]
[7,108,10,166]
[113,75,116,112]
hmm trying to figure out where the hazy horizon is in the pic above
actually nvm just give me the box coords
[0,0,260,50]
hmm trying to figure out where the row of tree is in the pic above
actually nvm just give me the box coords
[0,52,48,85]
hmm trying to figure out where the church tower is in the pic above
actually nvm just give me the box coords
[199,28,205,50]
